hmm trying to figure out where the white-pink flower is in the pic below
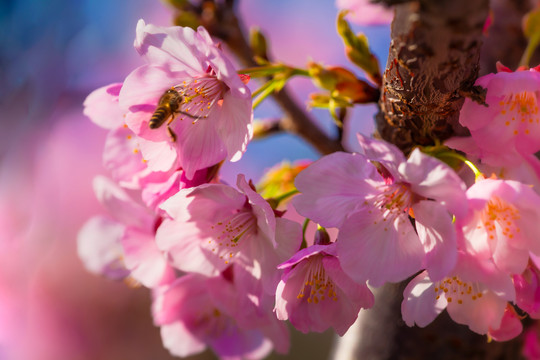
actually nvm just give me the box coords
[153,273,289,359]
[459,178,540,275]
[293,135,468,286]
[156,174,302,293]
[275,243,374,336]
[402,250,515,335]
[77,176,175,288]
[456,68,540,167]
[119,20,253,178]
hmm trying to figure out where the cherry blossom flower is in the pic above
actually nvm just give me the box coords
[293,135,468,286]
[83,79,212,211]
[336,0,393,25]
[401,250,515,335]
[459,178,540,275]
[119,20,253,178]
[152,273,289,359]
[156,174,302,293]
[457,68,540,167]
[275,242,374,336]
[77,176,175,288]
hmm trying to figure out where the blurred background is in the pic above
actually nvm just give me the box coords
[0,1,389,359]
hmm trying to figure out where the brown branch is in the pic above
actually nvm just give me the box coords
[376,0,489,154]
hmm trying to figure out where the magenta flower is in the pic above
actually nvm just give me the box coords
[274,243,374,336]
[152,273,289,359]
[457,69,540,166]
[293,135,467,286]
[401,250,515,335]
[156,174,302,293]
[336,0,393,25]
[460,178,540,275]
[119,20,253,178]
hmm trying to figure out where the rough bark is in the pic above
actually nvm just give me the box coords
[376,0,489,154]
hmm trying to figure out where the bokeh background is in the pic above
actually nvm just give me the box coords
[0,1,389,359]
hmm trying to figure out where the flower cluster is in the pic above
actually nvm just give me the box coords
[79,17,540,360]
[79,20,292,359]
[79,20,376,359]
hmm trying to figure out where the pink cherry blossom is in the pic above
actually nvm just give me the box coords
[152,273,289,359]
[77,176,175,288]
[488,305,523,341]
[275,242,374,336]
[293,135,467,286]
[459,178,540,275]
[156,174,302,293]
[83,80,213,211]
[336,0,394,25]
[402,250,515,335]
[119,20,253,179]
[457,69,540,166]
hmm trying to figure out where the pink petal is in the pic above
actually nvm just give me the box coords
[155,218,223,276]
[92,176,154,230]
[237,174,276,247]
[122,227,175,287]
[403,149,468,219]
[175,115,227,180]
[337,210,424,286]
[102,127,147,188]
[160,322,206,358]
[414,200,457,281]
[137,138,178,173]
[135,19,206,75]
[488,306,523,341]
[446,289,506,335]
[83,83,124,129]
[293,151,381,228]
[218,90,253,162]
[401,272,446,327]
[119,65,186,111]
[76,216,128,279]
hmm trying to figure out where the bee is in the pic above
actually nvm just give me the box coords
[149,88,196,142]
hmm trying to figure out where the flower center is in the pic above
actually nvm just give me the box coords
[371,182,414,221]
[499,91,540,136]
[480,196,521,242]
[434,276,484,305]
[297,257,338,304]
[174,76,224,123]
[209,210,257,264]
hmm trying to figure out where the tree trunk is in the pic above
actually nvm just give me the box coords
[376,0,488,154]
